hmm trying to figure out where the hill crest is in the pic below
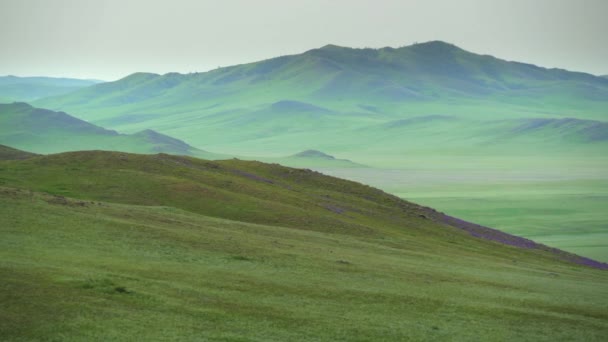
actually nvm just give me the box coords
[0,148,604,269]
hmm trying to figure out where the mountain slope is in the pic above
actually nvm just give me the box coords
[0,144,38,160]
[33,41,608,155]
[0,149,604,268]
[0,149,607,340]
[0,103,222,158]
[0,75,102,102]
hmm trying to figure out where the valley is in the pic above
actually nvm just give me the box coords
[3,42,607,263]
[3,1,608,340]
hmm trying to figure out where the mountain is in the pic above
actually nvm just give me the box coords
[34,41,608,156]
[0,75,102,102]
[1,148,607,340]
[268,149,368,168]
[293,149,343,158]
[20,42,608,265]
[0,103,222,158]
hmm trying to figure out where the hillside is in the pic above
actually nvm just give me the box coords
[0,144,38,160]
[0,149,607,340]
[0,75,101,102]
[33,41,608,156]
[24,43,608,265]
[0,149,604,267]
[0,103,222,158]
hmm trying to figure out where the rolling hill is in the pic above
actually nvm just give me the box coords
[0,102,222,158]
[32,41,608,158]
[0,143,38,160]
[0,148,607,340]
[24,42,608,264]
[0,75,102,102]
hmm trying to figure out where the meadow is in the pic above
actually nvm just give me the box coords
[320,154,608,262]
[3,190,606,341]
[20,42,607,268]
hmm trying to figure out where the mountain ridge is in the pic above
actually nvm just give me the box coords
[0,75,102,102]
[33,41,608,142]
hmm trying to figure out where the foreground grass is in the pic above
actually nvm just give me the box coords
[1,150,607,340]
[1,188,608,341]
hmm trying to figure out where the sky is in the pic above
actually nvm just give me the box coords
[1,0,606,81]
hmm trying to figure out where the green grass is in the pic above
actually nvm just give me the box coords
[15,42,608,267]
[1,150,607,340]
[2,40,607,340]
[405,181,608,263]
[320,159,608,262]
[2,189,608,341]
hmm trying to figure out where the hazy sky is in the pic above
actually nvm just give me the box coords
[1,0,606,80]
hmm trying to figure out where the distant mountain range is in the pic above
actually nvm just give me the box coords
[31,41,607,158]
[0,103,221,158]
[0,75,102,102]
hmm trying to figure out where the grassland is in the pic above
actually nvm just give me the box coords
[319,154,608,262]
[1,149,607,341]
[27,41,607,265]
[1,40,606,339]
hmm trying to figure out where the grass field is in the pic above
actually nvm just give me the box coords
[2,187,608,341]
[319,154,608,263]
[2,40,608,340]
[406,180,608,262]
[17,41,608,271]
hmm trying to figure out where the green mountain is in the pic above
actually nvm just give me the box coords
[0,103,222,158]
[0,75,102,102]
[33,41,608,157]
[22,42,608,263]
[1,148,607,340]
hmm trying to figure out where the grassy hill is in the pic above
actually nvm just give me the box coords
[0,144,38,160]
[0,149,607,341]
[29,42,607,161]
[0,75,102,102]
[27,42,608,265]
[0,103,223,158]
